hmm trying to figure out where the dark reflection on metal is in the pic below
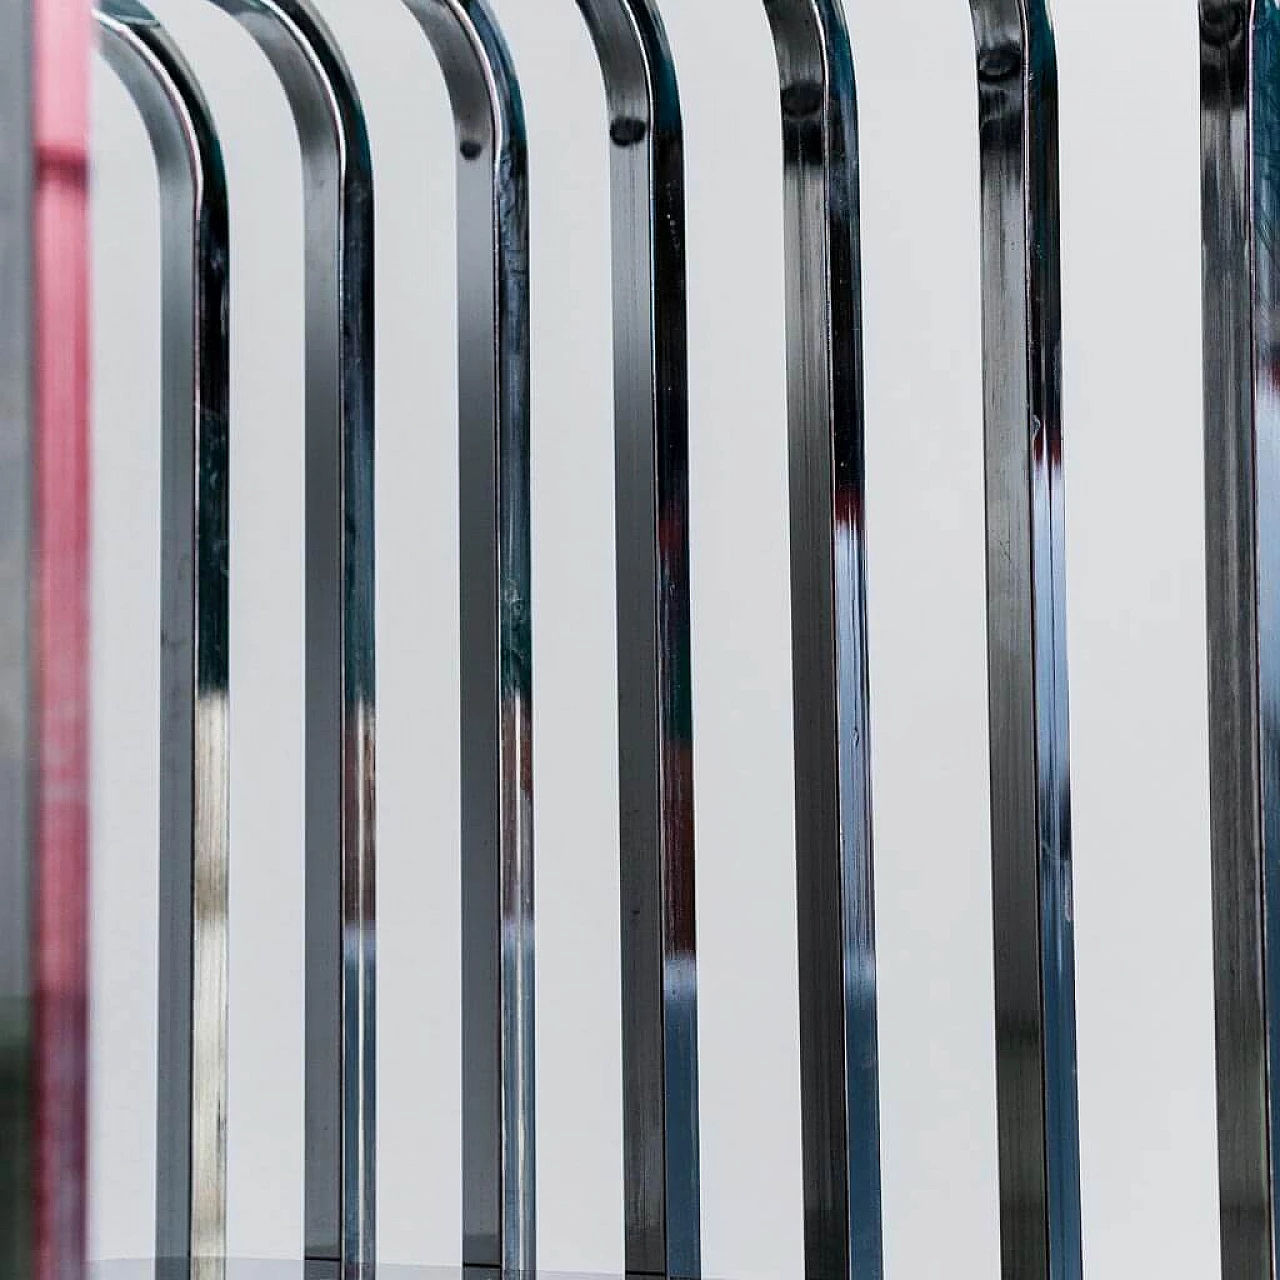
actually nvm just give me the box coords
[573,1,700,1275]
[966,1,1081,1276]
[1201,1,1280,1273]
[198,0,377,1268]
[761,1,882,1276]
[95,0,232,1265]
[0,1,91,1277]
[397,0,534,1272]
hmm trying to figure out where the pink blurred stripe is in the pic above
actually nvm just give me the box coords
[32,1,91,1277]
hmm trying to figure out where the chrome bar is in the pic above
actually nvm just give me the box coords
[94,0,232,1263]
[966,2,1081,1275]
[397,0,534,1271]
[761,1,882,1275]
[1201,1,1280,1272]
[0,1,92,1277]
[573,2,699,1274]
[199,0,376,1266]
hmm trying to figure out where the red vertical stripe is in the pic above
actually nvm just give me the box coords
[32,2,90,1277]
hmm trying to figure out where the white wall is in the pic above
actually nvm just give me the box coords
[89,1,1219,1275]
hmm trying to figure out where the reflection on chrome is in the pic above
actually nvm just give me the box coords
[1200,1,1280,1274]
[399,2,535,1270]
[760,2,883,1276]
[574,0,700,1274]
[967,1,1081,1276]
[198,0,378,1268]
[95,2,232,1263]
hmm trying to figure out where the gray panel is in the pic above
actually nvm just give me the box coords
[0,1,36,1271]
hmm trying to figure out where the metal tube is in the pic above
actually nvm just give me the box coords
[573,2,699,1274]
[0,0,91,1276]
[965,2,1081,1275]
[198,0,376,1267]
[397,0,534,1271]
[761,1,882,1275]
[1201,0,1280,1272]
[94,0,232,1263]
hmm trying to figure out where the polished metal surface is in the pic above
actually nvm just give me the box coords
[761,2,882,1276]
[398,0,534,1271]
[1201,0,1280,1272]
[966,1,1081,1276]
[573,1,699,1275]
[0,1,92,1277]
[95,0,232,1263]
[198,0,376,1267]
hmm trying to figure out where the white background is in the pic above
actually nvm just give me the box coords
[89,1,1217,1275]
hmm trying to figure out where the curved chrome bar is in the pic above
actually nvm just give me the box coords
[0,0,91,1275]
[95,0,232,1264]
[398,1,534,1271]
[573,1,699,1275]
[199,0,376,1267]
[1200,1,1280,1273]
[760,2,882,1276]
[966,2,1081,1275]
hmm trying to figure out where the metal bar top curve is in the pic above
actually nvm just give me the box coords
[198,0,377,1268]
[573,1,700,1275]
[398,0,534,1272]
[969,0,1035,71]
[1201,0,1247,37]
[404,0,524,154]
[94,0,232,1264]
[761,1,883,1277]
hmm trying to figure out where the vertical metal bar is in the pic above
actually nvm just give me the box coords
[200,1,376,1267]
[966,2,1081,1276]
[0,0,93,1276]
[573,2,699,1274]
[398,1,534,1272]
[1201,1,1266,1267]
[1201,0,1280,1272]
[94,1,232,1263]
[1245,1,1280,1267]
[761,2,882,1276]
